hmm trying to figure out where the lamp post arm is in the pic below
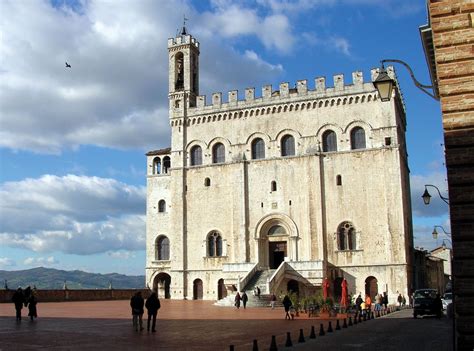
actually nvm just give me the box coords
[381,59,439,100]
[425,184,450,205]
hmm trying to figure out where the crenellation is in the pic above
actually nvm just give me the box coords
[280,82,289,97]
[334,74,344,90]
[352,71,363,86]
[316,77,326,92]
[212,92,222,106]
[370,67,381,82]
[262,85,272,100]
[168,34,200,49]
[228,90,238,105]
[245,88,255,101]
[297,80,308,94]
[197,95,206,108]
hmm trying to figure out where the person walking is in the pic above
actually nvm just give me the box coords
[282,295,292,320]
[383,292,389,310]
[434,293,443,319]
[234,292,241,309]
[364,294,372,315]
[375,294,382,312]
[256,286,261,299]
[130,291,145,331]
[355,293,363,314]
[12,288,25,322]
[402,295,406,307]
[26,291,38,321]
[270,293,277,309]
[241,292,248,309]
[397,293,403,307]
[145,291,161,333]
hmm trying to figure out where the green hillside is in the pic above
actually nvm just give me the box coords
[0,267,145,289]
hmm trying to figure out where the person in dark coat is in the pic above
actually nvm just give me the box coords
[27,292,38,321]
[130,291,144,331]
[145,292,161,332]
[12,288,25,321]
[282,295,292,320]
[234,292,241,309]
[355,294,363,314]
[241,292,248,309]
[383,292,389,310]
[434,293,443,319]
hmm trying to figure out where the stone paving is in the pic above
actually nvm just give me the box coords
[0,300,452,350]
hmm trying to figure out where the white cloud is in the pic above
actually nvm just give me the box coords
[107,251,137,260]
[331,36,351,56]
[23,256,59,266]
[0,257,16,268]
[0,174,146,255]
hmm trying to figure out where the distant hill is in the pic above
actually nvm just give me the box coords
[0,267,145,290]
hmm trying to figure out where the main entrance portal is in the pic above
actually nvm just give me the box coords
[269,241,287,269]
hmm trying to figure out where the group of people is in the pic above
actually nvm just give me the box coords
[233,286,263,309]
[355,292,388,315]
[130,291,161,332]
[11,286,38,322]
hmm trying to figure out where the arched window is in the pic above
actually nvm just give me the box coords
[351,127,366,150]
[158,200,166,213]
[204,178,211,187]
[207,231,223,257]
[163,156,171,173]
[155,236,170,260]
[251,138,265,159]
[212,143,225,163]
[271,181,277,192]
[322,130,337,152]
[153,157,161,174]
[281,135,295,156]
[268,225,286,236]
[337,222,356,251]
[175,52,184,90]
[190,145,202,166]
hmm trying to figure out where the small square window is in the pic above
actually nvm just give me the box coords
[385,137,392,146]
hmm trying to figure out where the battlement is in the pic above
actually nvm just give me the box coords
[168,34,200,49]
[188,67,399,116]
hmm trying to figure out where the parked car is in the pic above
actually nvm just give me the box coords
[413,289,441,318]
[442,292,452,310]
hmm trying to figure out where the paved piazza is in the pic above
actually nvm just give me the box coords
[0,300,452,350]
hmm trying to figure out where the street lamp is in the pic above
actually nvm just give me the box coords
[422,184,449,205]
[432,225,451,240]
[373,59,439,101]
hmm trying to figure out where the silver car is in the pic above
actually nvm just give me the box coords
[442,292,452,310]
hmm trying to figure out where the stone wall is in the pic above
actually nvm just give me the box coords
[428,1,474,349]
[0,289,149,303]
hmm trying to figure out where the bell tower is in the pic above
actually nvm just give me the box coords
[168,25,200,111]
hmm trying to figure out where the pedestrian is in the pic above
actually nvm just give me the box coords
[26,291,38,321]
[375,294,382,311]
[12,287,25,322]
[130,291,145,331]
[282,294,292,320]
[289,306,296,320]
[364,294,372,315]
[383,292,388,310]
[356,293,363,314]
[256,286,261,299]
[241,291,248,309]
[434,293,443,318]
[145,291,161,333]
[270,293,277,309]
[234,292,241,309]
[397,293,403,307]
[402,295,406,307]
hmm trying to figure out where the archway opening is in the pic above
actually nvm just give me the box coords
[193,279,203,300]
[287,279,299,295]
[218,279,227,300]
[269,241,286,269]
[153,273,171,299]
[365,276,378,299]
[333,277,343,301]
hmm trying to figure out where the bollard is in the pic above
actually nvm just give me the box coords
[285,332,293,347]
[229,345,234,351]
[298,329,305,343]
[359,314,362,323]
[309,325,316,339]
[252,339,259,351]
[343,318,348,328]
[371,311,375,320]
[319,323,326,336]
[354,315,358,325]
[269,335,277,351]
[336,320,341,330]
[327,321,333,333]
[363,313,367,321]
[348,316,353,326]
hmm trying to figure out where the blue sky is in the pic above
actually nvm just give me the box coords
[0,0,450,275]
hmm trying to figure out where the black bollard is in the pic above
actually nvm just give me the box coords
[298,329,305,343]
[327,321,333,333]
[252,339,259,351]
[269,335,277,351]
[229,345,234,351]
[359,314,362,323]
[348,316,353,326]
[363,313,367,321]
[343,318,348,328]
[309,325,316,339]
[336,320,341,330]
[285,332,293,347]
[371,311,375,320]
[319,323,326,336]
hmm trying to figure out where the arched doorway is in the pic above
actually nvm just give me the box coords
[287,280,299,295]
[193,279,203,300]
[365,276,378,299]
[268,225,288,269]
[217,279,227,300]
[153,273,171,299]
[333,277,343,301]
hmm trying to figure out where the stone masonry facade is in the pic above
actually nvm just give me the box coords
[145,29,414,306]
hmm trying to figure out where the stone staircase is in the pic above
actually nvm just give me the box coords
[215,269,282,308]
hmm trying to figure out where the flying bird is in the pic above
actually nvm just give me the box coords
[65,62,71,68]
